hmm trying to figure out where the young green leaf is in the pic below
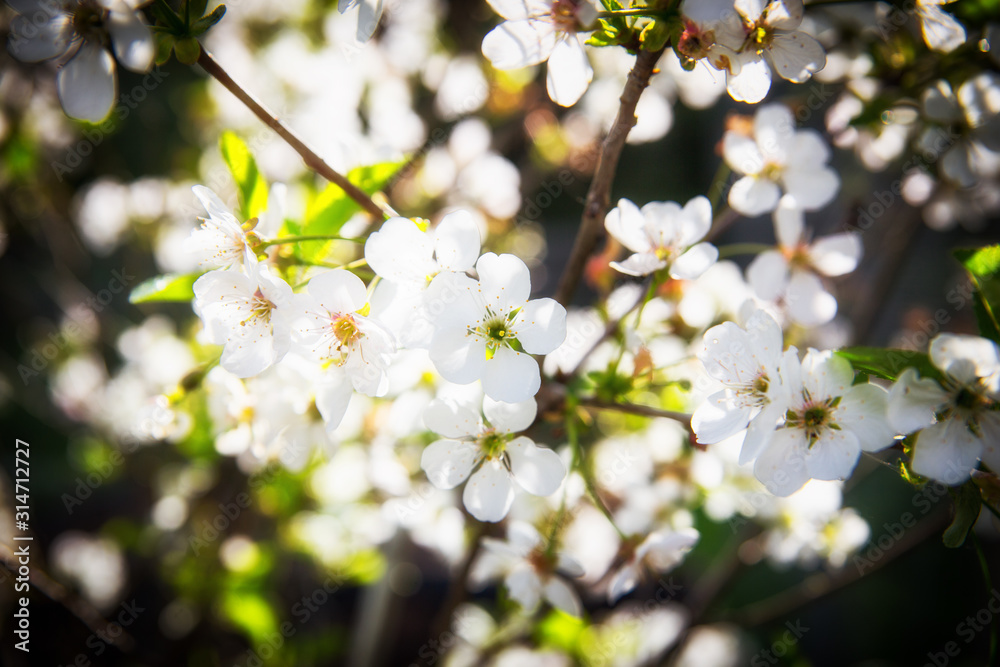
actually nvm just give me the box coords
[835,346,943,383]
[954,246,1000,344]
[220,131,268,220]
[129,273,203,304]
[942,482,982,548]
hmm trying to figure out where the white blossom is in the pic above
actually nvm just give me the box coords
[193,256,293,378]
[481,0,597,107]
[888,334,1000,485]
[7,0,153,122]
[470,521,584,615]
[420,396,565,522]
[290,270,396,431]
[723,104,840,216]
[746,196,862,327]
[753,349,894,496]
[426,253,566,403]
[604,196,718,279]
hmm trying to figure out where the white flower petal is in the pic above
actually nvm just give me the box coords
[58,42,117,123]
[918,5,967,53]
[434,210,481,272]
[605,198,652,253]
[785,270,837,326]
[430,327,488,385]
[309,269,368,314]
[782,167,839,211]
[482,18,556,69]
[670,242,718,280]
[477,252,531,311]
[911,419,983,485]
[8,14,71,62]
[421,439,481,489]
[740,401,784,465]
[355,0,383,42]
[482,345,540,403]
[768,32,825,84]
[483,396,537,434]
[505,565,542,610]
[805,428,861,481]
[316,369,354,433]
[506,436,565,496]
[692,391,752,445]
[365,217,435,283]
[608,563,639,603]
[773,195,804,248]
[722,132,764,176]
[747,250,790,303]
[545,34,593,107]
[423,399,482,438]
[543,577,582,617]
[729,176,781,217]
[809,233,862,276]
[514,297,567,354]
[727,55,772,104]
[838,383,895,452]
[888,368,947,434]
[610,253,667,277]
[754,428,810,496]
[930,334,1000,383]
[108,5,153,72]
[463,458,516,522]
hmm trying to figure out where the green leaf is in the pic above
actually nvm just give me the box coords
[943,482,982,548]
[954,246,1000,344]
[297,160,404,262]
[220,590,278,641]
[129,273,202,304]
[220,131,268,219]
[192,4,226,35]
[173,36,200,64]
[835,346,943,383]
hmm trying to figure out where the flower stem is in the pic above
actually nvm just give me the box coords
[597,8,672,18]
[567,405,628,539]
[261,235,361,247]
[195,47,385,221]
[579,397,692,428]
[717,242,773,259]
[554,47,665,307]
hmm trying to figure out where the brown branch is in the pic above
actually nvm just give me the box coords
[0,542,135,651]
[578,397,692,427]
[196,47,385,221]
[722,503,951,628]
[554,47,665,307]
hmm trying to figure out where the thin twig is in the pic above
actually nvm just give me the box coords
[0,542,135,651]
[554,47,665,307]
[579,397,692,427]
[721,504,951,628]
[196,47,385,221]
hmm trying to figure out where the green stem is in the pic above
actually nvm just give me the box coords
[717,242,774,259]
[566,406,627,539]
[262,234,361,247]
[597,8,672,18]
[972,533,998,666]
[706,161,732,213]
